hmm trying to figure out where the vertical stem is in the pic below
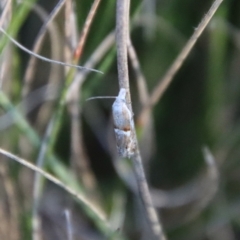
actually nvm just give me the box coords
[115,0,166,239]
[116,0,131,107]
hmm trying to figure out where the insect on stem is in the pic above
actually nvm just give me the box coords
[112,88,135,158]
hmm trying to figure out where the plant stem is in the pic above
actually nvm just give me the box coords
[116,0,166,239]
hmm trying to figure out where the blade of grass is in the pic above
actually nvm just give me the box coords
[68,0,102,195]
[0,147,128,239]
[0,0,37,53]
[73,0,102,61]
[22,1,63,97]
[147,0,224,107]
[0,90,124,237]
[0,27,103,73]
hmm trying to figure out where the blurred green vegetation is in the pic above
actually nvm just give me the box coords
[1,0,240,239]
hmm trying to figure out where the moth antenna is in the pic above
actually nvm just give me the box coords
[0,27,103,74]
[86,96,117,101]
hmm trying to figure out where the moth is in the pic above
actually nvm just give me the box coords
[86,88,135,158]
[112,88,135,158]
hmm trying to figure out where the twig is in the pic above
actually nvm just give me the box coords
[116,0,166,239]
[148,0,224,107]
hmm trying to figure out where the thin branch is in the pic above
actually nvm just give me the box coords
[148,0,224,107]
[116,0,166,239]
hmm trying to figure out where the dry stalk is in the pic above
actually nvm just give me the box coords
[73,0,102,61]
[148,0,224,107]
[0,162,20,240]
[0,27,101,73]
[68,0,102,195]
[116,0,166,239]
[0,148,107,222]
[32,118,55,240]
[151,147,219,209]
[22,1,64,97]
[0,0,11,28]
[64,0,77,66]
[127,38,149,106]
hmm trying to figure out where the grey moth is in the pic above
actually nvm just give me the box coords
[112,88,135,158]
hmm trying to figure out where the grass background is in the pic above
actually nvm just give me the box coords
[1,0,240,239]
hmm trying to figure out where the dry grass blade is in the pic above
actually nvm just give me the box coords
[74,0,102,61]
[151,147,219,209]
[68,0,102,194]
[64,0,77,65]
[0,27,103,74]
[22,2,63,97]
[32,117,55,240]
[127,38,155,164]
[67,31,115,98]
[148,0,224,107]
[0,0,12,89]
[0,84,57,130]
[127,38,149,106]
[0,0,11,28]
[0,162,19,240]
[0,148,107,222]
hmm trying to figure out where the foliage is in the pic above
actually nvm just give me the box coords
[0,0,240,239]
